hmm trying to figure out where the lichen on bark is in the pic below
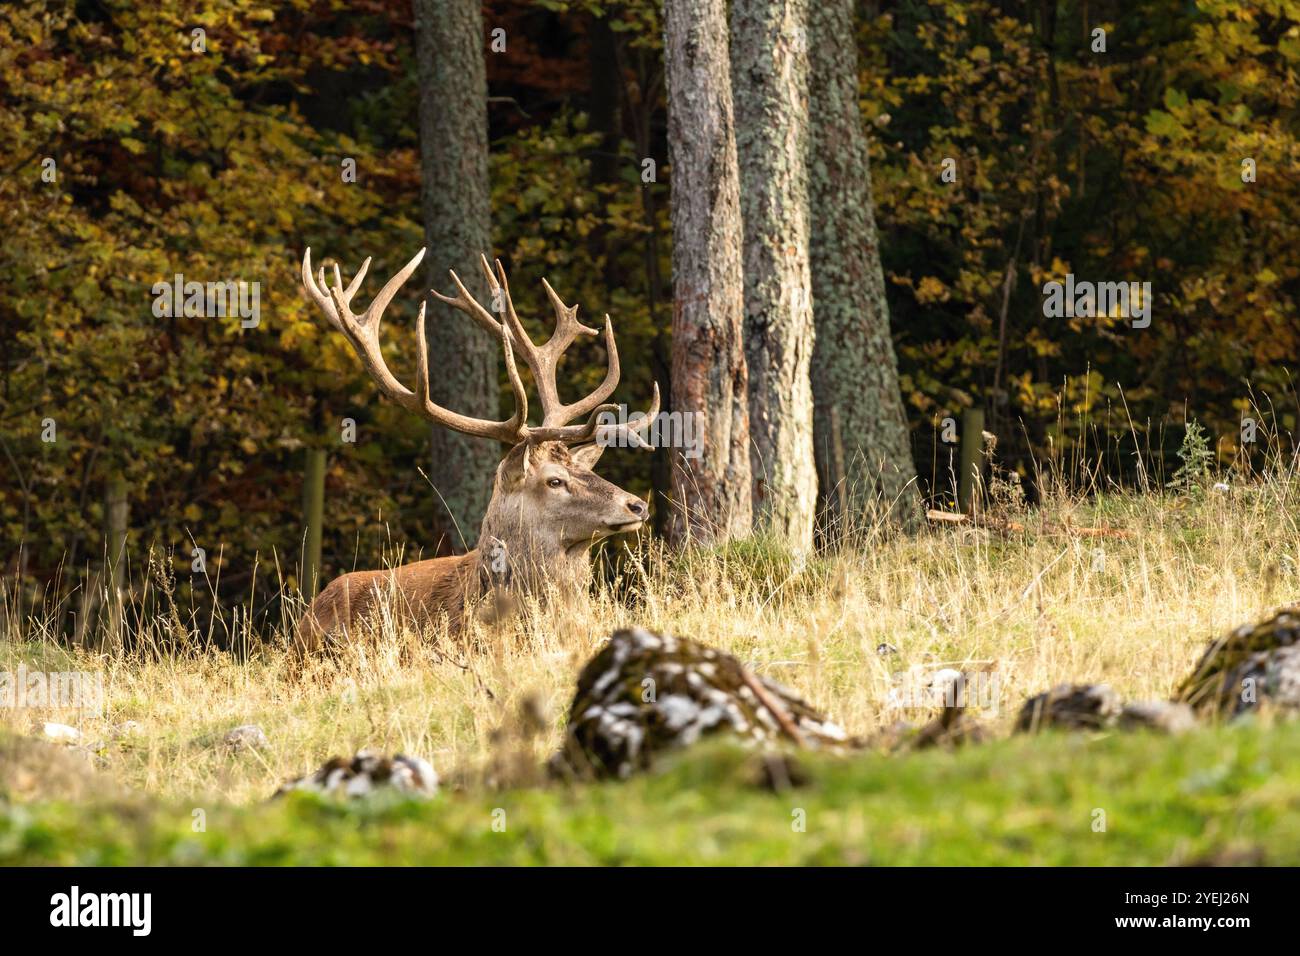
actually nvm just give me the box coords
[807,0,919,529]
[731,0,817,550]
[663,0,754,545]
[413,0,500,551]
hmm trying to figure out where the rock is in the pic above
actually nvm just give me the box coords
[1015,683,1123,732]
[39,722,81,743]
[1229,644,1300,713]
[223,724,269,752]
[1118,700,1197,734]
[274,751,438,799]
[552,627,847,779]
[1177,604,1300,716]
[1187,643,1300,717]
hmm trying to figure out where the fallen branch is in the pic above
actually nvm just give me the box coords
[739,669,806,747]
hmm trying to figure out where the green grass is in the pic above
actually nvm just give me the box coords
[5,718,1298,866]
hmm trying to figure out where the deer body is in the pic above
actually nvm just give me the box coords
[294,249,656,652]
[298,552,479,651]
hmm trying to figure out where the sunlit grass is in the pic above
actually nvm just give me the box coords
[2,453,1299,863]
[4,471,1299,802]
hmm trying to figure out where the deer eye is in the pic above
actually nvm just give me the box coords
[546,477,566,489]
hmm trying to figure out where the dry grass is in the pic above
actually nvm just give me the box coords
[3,463,1299,806]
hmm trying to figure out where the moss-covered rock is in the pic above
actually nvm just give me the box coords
[1178,604,1300,716]
[553,627,847,779]
[1015,683,1123,732]
[274,751,439,800]
[1117,700,1197,734]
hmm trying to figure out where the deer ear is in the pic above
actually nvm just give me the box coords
[568,442,606,470]
[499,442,534,485]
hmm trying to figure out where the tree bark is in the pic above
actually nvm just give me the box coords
[808,0,918,529]
[413,0,499,552]
[662,0,752,545]
[301,447,325,599]
[731,0,816,551]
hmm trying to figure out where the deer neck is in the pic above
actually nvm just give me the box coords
[478,507,592,599]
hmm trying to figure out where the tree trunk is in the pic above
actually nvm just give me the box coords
[413,0,498,552]
[104,474,128,584]
[301,447,325,599]
[662,0,752,546]
[731,0,816,551]
[808,0,918,530]
[958,406,986,514]
[103,473,128,649]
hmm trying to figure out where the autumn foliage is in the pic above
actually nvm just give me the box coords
[2,0,1297,626]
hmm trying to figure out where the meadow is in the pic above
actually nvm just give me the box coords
[3,460,1300,865]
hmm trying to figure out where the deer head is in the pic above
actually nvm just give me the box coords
[300,247,659,593]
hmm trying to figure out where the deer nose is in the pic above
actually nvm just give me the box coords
[626,498,647,519]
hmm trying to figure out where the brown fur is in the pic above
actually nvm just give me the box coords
[294,440,646,653]
[294,552,480,654]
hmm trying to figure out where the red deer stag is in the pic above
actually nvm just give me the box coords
[295,247,659,651]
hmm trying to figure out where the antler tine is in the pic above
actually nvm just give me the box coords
[529,281,620,429]
[413,301,433,408]
[302,246,526,445]
[431,267,500,336]
[364,248,425,326]
[554,314,621,426]
[324,256,373,321]
[343,257,371,302]
[536,379,660,447]
[529,403,622,444]
[330,262,349,313]
[302,248,343,331]
[540,278,600,347]
[495,315,530,437]
[598,380,661,449]
[486,257,537,365]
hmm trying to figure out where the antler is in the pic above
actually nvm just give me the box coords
[432,256,660,446]
[302,247,529,444]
